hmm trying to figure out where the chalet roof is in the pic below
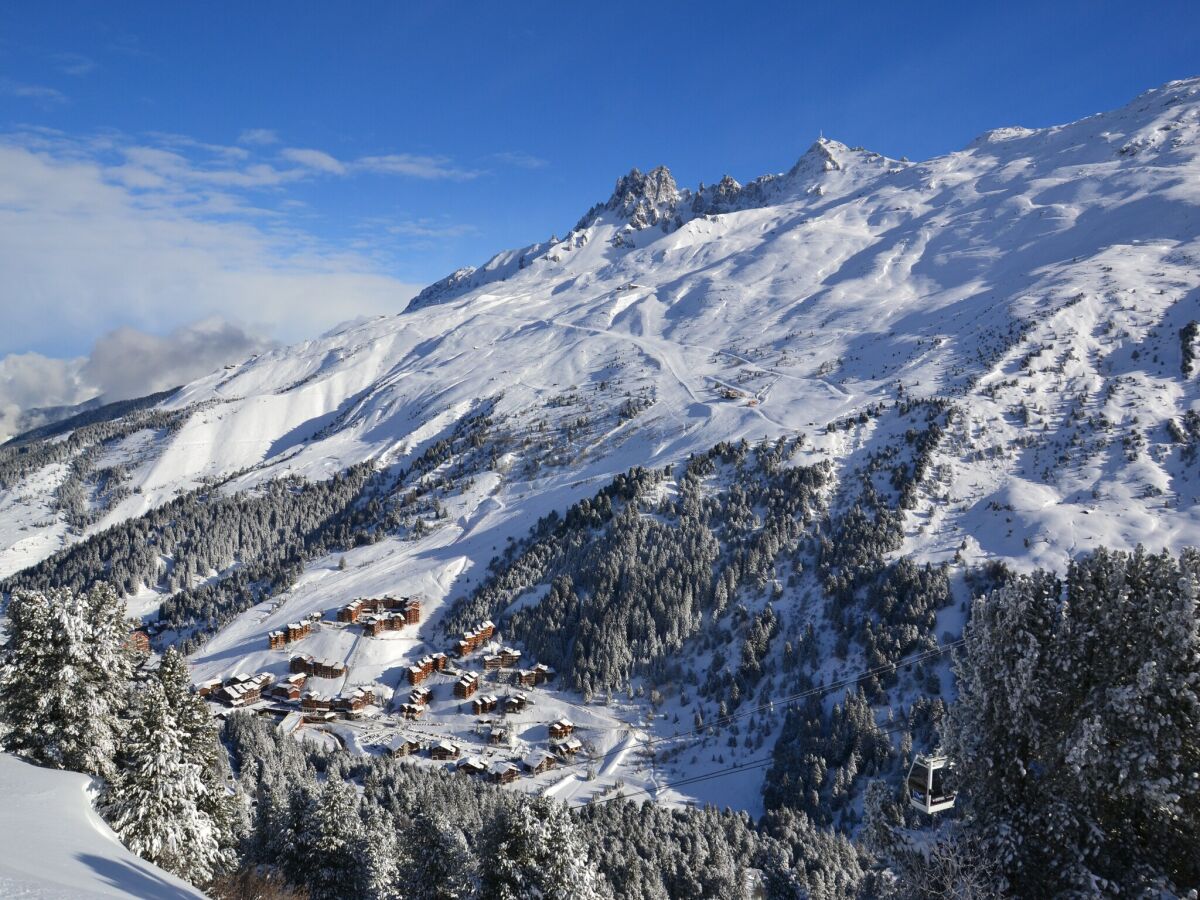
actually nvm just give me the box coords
[433,740,458,753]
[522,751,554,769]
[489,761,519,776]
[554,717,574,728]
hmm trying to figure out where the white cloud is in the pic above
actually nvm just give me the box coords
[281,147,347,174]
[357,153,481,181]
[238,128,279,146]
[0,79,67,105]
[0,138,422,362]
[0,320,274,441]
[51,53,97,76]
[490,150,548,170]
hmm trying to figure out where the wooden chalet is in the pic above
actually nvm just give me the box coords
[429,740,460,761]
[488,725,510,746]
[532,663,553,685]
[504,692,530,715]
[498,647,522,668]
[332,687,374,716]
[555,736,583,758]
[400,702,426,720]
[516,669,538,688]
[125,628,151,656]
[488,761,520,784]
[471,694,499,715]
[289,655,347,679]
[301,692,332,712]
[215,672,273,708]
[455,620,496,657]
[457,756,487,776]
[522,750,557,774]
[409,686,432,706]
[407,655,436,686]
[194,678,223,698]
[483,654,502,672]
[386,735,422,757]
[268,630,287,650]
[454,671,480,699]
[548,717,575,740]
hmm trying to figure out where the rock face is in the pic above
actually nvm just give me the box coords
[605,165,681,230]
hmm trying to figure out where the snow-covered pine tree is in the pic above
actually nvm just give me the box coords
[359,804,403,900]
[297,776,367,900]
[945,546,1200,895]
[157,647,245,870]
[400,812,480,900]
[107,677,221,885]
[0,584,132,779]
[482,796,611,900]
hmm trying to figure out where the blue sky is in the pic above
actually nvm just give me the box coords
[0,1,1196,427]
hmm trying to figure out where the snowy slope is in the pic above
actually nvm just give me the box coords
[0,754,207,899]
[4,77,1200,811]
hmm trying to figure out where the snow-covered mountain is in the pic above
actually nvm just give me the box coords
[3,76,1200,812]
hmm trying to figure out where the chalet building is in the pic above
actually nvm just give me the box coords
[194,678,222,698]
[431,652,449,671]
[488,726,510,746]
[266,674,306,702]
[125,629,151,656]
[516,669,538,688]
[386,736,421,757]
[402,597,421,625]
[332,687,374,716]
[457,756,487,776]
[455,620,496,657]
[504,693,530,715]
[471,694,499,715]
[454,672,480,699]
[548,717,575,740]
[522,750,557,774]
[533,663,554,685]
[338,595,421,626]
[215,672,273,708]
[301,692,332,712]
[268,630,287,650]
[555,736,583,758]
[498,647,522,668]
[407,655,436,685]
[337,599,365,623]
[430,740,460,761]
[288,654,346,679]
[483,654,502,671]
[489,761,520,784]
[400,702,426,720]
[361,612,408,637]
[409,686,432,706]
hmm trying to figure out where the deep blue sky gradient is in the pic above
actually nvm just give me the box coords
[2,1,1197,295]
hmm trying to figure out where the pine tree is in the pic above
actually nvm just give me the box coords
[157,647,245,870]
[299,777,366,900]
[401,812,479,900]
[0,585,132,779]
[482,797,611,900]
[107,678,221,885]
[945,547,1200,895]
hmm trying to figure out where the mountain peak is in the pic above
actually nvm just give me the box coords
[604,165,681,230]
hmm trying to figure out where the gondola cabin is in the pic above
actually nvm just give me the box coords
[907,752,956,814]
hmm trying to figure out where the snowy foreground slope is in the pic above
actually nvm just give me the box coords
[0,753,206,899]
[3,77,1200,813]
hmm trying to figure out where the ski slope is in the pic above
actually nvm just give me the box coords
[0,754,206,899]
